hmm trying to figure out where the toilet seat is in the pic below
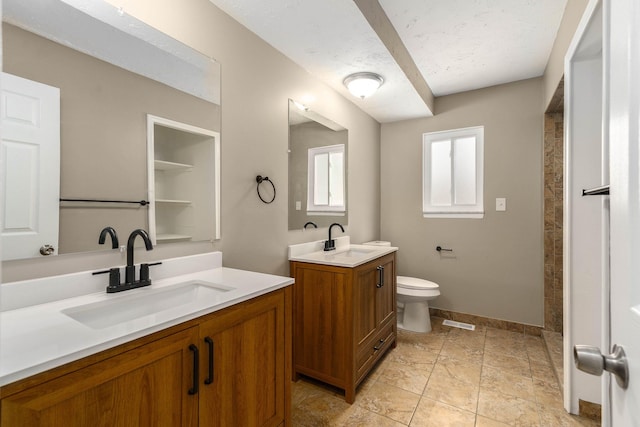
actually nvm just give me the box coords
[397,276,439,290]
[397,276,440,298]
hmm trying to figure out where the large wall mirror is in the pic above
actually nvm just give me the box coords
[288,100,348,230]
[1,0,221,261]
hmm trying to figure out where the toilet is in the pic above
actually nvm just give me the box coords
[362,241,441,333]
[396,276,440,333]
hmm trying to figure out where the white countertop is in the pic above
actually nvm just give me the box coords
[0,252,294,387]
[288,237,398,267]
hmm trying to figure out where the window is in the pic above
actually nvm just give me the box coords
[422,126,484,218]
[307,144,345,213]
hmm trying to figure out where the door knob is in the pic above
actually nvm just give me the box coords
[39,245,55,256]
[574,344,629,389]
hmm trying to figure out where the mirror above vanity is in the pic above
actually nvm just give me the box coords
[288,99,348,230]
[1,0,221,261]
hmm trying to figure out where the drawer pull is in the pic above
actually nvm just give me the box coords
[373,338,386,351]
[204,337,214,385]
[376,266,384,288]
[188,344,199,395]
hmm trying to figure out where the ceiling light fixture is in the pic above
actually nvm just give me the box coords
[343,72,384,99]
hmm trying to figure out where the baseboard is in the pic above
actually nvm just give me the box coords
[430,308,543,336]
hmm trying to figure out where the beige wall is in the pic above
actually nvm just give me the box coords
[542,0,589,110]
[381,78,544,326]
[2,0,381,281]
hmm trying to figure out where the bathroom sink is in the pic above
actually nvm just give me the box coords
[332,248,375,257]
[62,281,234,329]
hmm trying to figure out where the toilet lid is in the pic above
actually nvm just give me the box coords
[397,276,439,290]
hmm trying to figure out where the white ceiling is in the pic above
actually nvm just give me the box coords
[209,0,567,123]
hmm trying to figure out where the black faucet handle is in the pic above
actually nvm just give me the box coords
[93,267,121,292]
[140,262,162,283]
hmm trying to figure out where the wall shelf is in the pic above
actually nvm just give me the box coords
[154,159,193,171]
[147,114,219,245]
[156,233,192,242]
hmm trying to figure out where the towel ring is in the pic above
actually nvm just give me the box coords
[256,175,276,204]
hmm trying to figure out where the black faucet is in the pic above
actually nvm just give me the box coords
[324,223,344,251]
[94,228,160,293]
[125,229,153,285]
[304,221,318,229]
[98,226,119,249]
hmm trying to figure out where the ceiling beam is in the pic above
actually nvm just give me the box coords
[353,0,434,115]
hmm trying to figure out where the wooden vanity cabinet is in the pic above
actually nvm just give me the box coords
[0,326,200,427]
[0,289,291,427]
[290,253,396,403]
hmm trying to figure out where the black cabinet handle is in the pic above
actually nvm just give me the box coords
[188,344,199,395]
[374,338,386,351]
[204,337,214,385]
[376,266,384,288]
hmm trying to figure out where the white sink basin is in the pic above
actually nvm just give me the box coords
[334,248,375,257]
[62,281,234,329]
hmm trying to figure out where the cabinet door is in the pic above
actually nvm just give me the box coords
[376,256,396,327]
[354,255,396,345]
[1,327,199,427]
[292,265,349,383]
[199,290,286,427]
[354,263,379,348]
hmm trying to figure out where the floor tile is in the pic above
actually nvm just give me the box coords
[387,343,439,367]
[539,406,601,426]
[328,404,406,427]
[357,381,421,425]
[481,365,535,401]
[409,397,475,427]
[423,368,480,412]
[477,388,541,426]
[439,340,484,365]
[398,329,446,352]
[434,354,483,384]
[483,350,531,377]
[530,359,556,380]
[484,340,530,360]
[474,415,512,426]
[532,377,563,408]
[377,359,433,394]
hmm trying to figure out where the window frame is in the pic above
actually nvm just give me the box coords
[306,143,346,214]
[422,126,484,219]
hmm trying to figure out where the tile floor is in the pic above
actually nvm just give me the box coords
[291,318,600,426]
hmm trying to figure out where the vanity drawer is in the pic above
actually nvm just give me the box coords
[355,321,395,382]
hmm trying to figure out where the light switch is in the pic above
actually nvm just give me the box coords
[295,201,301,211]
[496,198,506,211]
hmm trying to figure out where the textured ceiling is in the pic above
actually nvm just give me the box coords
[209,0,567,122]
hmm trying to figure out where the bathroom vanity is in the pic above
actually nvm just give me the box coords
[289,238,397,403]
[0,253,293,426]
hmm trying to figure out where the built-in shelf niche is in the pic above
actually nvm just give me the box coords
[147,115,220,245]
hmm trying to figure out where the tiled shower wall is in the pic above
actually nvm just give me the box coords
[544,112,564,332]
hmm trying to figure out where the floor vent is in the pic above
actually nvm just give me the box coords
[442,319,476,331]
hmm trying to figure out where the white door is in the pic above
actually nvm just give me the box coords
[1,72,60,260]
[607,0,640,424]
